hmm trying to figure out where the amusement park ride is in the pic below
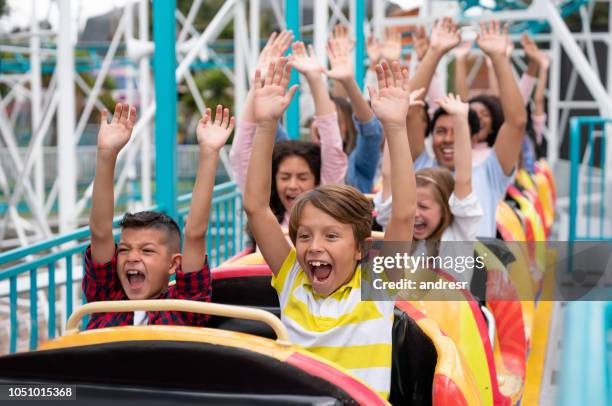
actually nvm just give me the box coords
[0,0,611,405]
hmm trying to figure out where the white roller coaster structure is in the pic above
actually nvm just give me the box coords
[0,0,611,251]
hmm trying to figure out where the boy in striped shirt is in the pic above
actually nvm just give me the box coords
[243,58,418,398]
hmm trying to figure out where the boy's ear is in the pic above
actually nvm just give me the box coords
[168,253,182,275]
[355,237,374,261]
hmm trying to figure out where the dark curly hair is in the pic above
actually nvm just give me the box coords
[430,107,481,137]
[469,95,504,146]
[270,140,321,224]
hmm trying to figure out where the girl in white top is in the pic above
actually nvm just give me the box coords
[375,94,483,281]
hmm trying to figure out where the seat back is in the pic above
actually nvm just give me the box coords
[389,307,437,405]
[0,325,386,405]
[475,242,527,403]
[393,302,483,406]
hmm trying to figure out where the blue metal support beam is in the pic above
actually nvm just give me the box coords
[354,0,365,91]
[285,0,301,139]
[153,0,178,220]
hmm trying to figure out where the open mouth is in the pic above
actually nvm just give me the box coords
[440,147,453,161]
[414,219,427,234]
[126,269,146,290]
[307,260,333,283]
[285,194,299,206]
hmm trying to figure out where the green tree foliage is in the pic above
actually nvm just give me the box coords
[177,0,233,38]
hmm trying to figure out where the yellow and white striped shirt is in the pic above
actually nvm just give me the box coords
[272,249,394,399]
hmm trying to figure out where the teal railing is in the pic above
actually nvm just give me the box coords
[558,301,612,406]
[561,116,611,406]
[568,116,611,241]
[0,181,245,354]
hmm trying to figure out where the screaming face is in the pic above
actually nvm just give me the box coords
[432,114,456,171]
[275,156,317,212]
[116,228,180,300]
[295,203,361,296]
[414,186,443,240]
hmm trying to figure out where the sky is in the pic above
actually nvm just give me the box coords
[0,0,128,35]
[0,0,430,36]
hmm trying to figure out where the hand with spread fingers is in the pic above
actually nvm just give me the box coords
[97,103,137,153]
[197,105,235,152]
[368,61,415,128]
[520,33,540,64]
[381,27,403,62]
[454,40,473,61]
[429,17,461,55]
[436,93,469,117]
[253,58,299,124]
[327,25,355,83]
[290,41,324,79]
[477,20,509,58]
[366,35,382,65]
[412,25,429,61]
[257,31,294,78]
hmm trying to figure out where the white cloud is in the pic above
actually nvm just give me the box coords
[0,0,129,37]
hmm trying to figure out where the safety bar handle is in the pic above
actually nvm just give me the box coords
[66,300,291,345]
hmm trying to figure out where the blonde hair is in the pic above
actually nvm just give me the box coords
[416,167,454,241]
[288,185,372,251]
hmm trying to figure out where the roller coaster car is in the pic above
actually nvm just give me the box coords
[0,300,387,406]
[475,241,527,405]
[495,203,537,338]
[407,239,529,406]
[516,168,555,236]
[211,262,482,405]
[534,159,556,204]
[504,188,547,278]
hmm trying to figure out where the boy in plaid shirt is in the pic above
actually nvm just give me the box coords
[84,103,235,329]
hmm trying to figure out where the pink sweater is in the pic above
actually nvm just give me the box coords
[229,113,348,227]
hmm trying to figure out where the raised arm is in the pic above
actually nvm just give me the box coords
[241,31,294,123]
[533,52,549,144]
[408,18,460,157]
[183,105,235,273]
[366,35,382,70]
[437,94,472,198]
[485,38,515,97]
[485,56,501,96]
[381,27,403,63]
[230,31,293,192]
[243,59,298,275]
[454,41,473,101]
[534,52,549,117]
[291,41,335,116]
[369,62,417,242]
[291,40,347,184]
[519,33,540,104]
[410,18,460,102]
[327,27,383,191]
[412,25,429,62]
[521,33,540,79]
[90,103,136,263]
[479,21,527,175]
[327,25,372,122]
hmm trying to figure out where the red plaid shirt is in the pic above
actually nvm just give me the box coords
[82,246,211,330]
